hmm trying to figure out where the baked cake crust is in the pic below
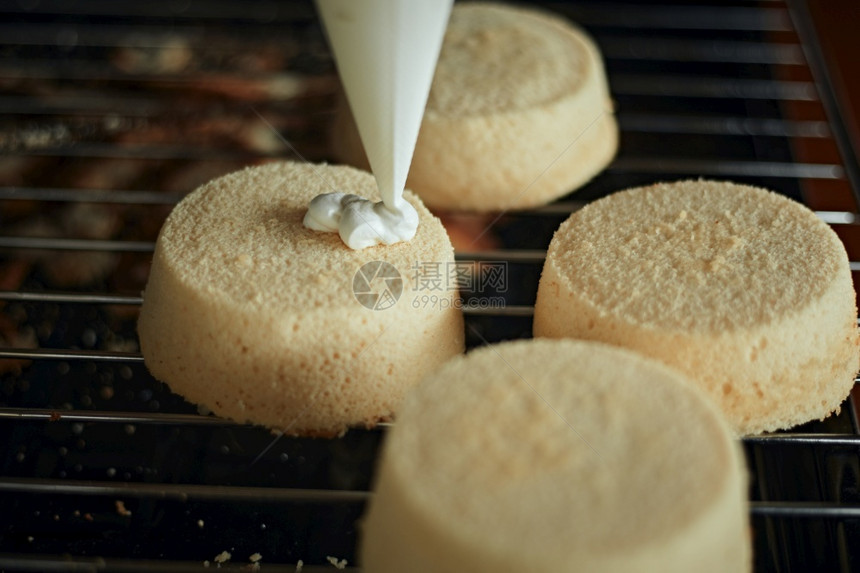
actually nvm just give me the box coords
[138,161,465,435]
[534,179,860,435]
[361,339,750,572]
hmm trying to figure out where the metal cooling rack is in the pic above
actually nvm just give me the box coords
[1,0,859,571]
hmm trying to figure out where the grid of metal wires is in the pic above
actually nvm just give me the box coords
[1,0,859,571]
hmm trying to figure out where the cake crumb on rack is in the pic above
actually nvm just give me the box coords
[214,550,231,566]
[115,500,132,517]
[295,559,303,572]
[326,555,347,569]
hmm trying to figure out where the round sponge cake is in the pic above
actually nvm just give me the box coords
[137,161,464,436]
[332,2,618,211]
[361,339,750,572]
[534,179,860,435]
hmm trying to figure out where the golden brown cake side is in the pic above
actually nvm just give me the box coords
[534,179,860,435]
[138,162,465,435]
[361,339,750,572]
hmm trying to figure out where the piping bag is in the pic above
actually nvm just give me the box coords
[306,0,453,249]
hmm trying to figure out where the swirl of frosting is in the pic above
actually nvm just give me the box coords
[303,192,419,250]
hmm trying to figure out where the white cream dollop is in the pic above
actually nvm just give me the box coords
[303,192,419,250]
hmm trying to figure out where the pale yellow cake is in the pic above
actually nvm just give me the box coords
[332,2,618,211]
[534,179,860,435]
[137,161,464,436]
[361,339,750,572]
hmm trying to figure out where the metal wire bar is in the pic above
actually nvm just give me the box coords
[559,5,793,31]
[0,292,535,317]
[455,251,547,263]
[617,115,830,138]
[3,476,858,520]
[744,434,860,446]
[0,0,315,23]
[609,158,843,179]
[611,76,817,100]
[0,555,352,573]
[599,38,804,64]
[0,348,144,362]
[0,408,224,426]
[7,142,276,161]
[0,237,155,252]
[0,186,184,205]
[750,502,860,518]
[0,291,143,305]
[3,407,858,446]
[0,477,371,503]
